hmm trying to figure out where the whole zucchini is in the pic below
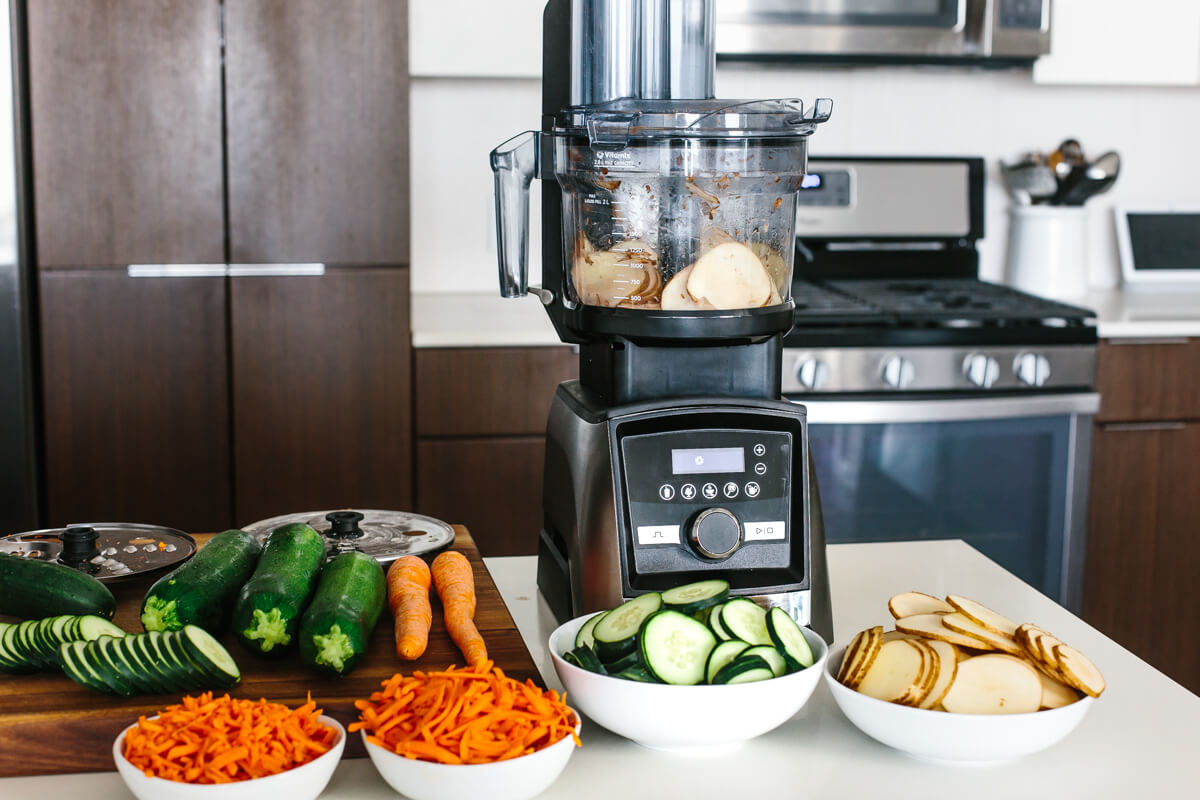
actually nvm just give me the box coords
[140,530,262,634]
[298,551,385,676]
[0,554,117,619]
[231,523,326,655]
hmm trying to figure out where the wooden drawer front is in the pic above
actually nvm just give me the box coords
[1097,339,1200,422]
[415,438,545,557]
[1084,422,1200,693]
[415,347,576,436]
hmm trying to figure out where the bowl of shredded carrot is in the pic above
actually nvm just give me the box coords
[112,692,345,800]
[351,660,581,800]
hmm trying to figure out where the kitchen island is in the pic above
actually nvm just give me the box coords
[2,540,1195,798]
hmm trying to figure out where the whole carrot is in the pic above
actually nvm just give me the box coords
[431,550,488,666]
[387,556,432,660]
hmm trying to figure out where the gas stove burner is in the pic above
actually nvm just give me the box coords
[0,523,196,582]
[241,509,456,565]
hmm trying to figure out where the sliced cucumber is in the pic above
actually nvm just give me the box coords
[709,602,733,641]
[118,636,173,694]
[720,598,771,646]
[99,635,152,694]
[662,579,730,617]
[601,649,642,674]
[83,638,136,697]
[704,640,750,684]
[743,645,787,677]
[78,616,126,642]
[614,665,659,683]
[149,631,202,691]
[766,606,815,670]
[574,612,607,651]
[178,625,241,687]
[130,634,180,692]
[712,654,773,685]
[60,641,112,694]
[563,646,607,675]
[639,609,716,686]
[593,593,662,663]
[0,624,34,673]
[0,624,25,673]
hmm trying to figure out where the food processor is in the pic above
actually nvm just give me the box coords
[491,0,834,643]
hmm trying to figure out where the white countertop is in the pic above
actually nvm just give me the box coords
[411,288,1200,348]
[5,540,1195,798]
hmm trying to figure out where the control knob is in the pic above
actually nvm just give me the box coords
[962,353,1000,388]
[688,508,742,561]
[880,355,915,389]
[795,358,830,391]
[1013,352,1051,387]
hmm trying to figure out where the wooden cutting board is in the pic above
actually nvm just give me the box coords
[0,526,539,778]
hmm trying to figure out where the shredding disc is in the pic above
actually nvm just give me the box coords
[0,523,196,582]
[241,509,456,564]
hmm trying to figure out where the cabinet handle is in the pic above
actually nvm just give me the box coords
[127,264,326,278]
[227,263,325,277]
[1101,421,1186,432]
[1106,337,1190,346]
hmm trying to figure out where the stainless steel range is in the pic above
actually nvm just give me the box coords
[784,156,1098,612]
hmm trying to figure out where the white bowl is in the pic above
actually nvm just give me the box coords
[362,720,581,800]
[824,646,1095,763]
[113,714,345,800]
[549,611,828,752]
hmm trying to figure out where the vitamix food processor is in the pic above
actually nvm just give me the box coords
[490,0,834,643]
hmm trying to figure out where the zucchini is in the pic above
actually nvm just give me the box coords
[563,646,607,675]
[709,602,733,641]
[60,629,240,696]
[662,579,730,617]
[743,645,788,677]
[766,606,815,670]
[141,530,262,633]
[592,593,662,663]
[574,611,607,651]
[0,553,116,620]
[711,654,774,685]
[719,598,772,646]
[704,640,750,684]
[639,609,716,686]
[0,614,125,673]
[298,551,386,676]
[231,523,326,655]
[614,665,659,683]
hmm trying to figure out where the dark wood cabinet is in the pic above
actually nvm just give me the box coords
[231,269,412,524]
[39,272,231,531]
[28,0,225,268]
[1085,339,1200,693]
[224,0,410,265]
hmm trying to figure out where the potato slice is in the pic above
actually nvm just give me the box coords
[941,612,1022,655]
[699,226,736,252]
[881,630,917,643]
[838,625,883,689]
[749,241,788,291]
[574,250,653,307]
[836,628,869,685]
[856,639,926,705]
[889,591,954,619]
[901,639,939,708]
[686,242,772,309]
[1037,668,1081,709]
[941,654,1042,715]
[895,613,993,649]
[919,640,959,710]
[945,594,1019,637]
[660,265,703,310]
[1053,644,1106,698]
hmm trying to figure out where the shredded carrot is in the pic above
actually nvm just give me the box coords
[121,692,338,784]
[349,661,580,765]
[432,551,488,666]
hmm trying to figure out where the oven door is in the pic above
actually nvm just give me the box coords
[795,392,1098,612]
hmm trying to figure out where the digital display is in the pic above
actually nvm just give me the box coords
[671,447,745,475]
[800,173,822,189]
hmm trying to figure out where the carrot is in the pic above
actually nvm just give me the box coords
[388,555,432,660]
[121,692,338,784]
[431,550,488,666]
[348,661,580,765]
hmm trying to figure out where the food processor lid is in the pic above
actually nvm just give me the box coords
[0,523,196,581]
[558,97,833,149]
[240,509,456,564]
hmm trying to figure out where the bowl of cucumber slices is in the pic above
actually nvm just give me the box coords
[549,579,828,752]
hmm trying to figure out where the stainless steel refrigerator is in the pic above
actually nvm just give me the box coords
[0,0,40,533]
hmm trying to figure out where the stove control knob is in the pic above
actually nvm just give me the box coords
[795,358,830,391]
[688,508,742,561]
[1014,352,1052,387]
[962,353,1000,388]
[880,356,915,389]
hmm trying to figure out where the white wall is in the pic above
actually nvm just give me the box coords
[411,48,1200,295]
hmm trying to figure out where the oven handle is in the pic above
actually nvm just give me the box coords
[794,392,1100,425]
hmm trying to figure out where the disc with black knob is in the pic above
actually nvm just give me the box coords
[241,509,456,565]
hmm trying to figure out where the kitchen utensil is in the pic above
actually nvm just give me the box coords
[1047,138,1085,180]
[0,523,195,581]
[1001,161,1058,205]
[489,0,834,643]
[240,509,455,564]
[1062,150,1120,206]
[824,648,1094,763]
[549,611,828,751]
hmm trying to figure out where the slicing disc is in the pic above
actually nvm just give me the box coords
[0,523,196,582]
[241,509,456,565]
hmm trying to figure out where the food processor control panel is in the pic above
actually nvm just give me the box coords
[616,423,806,593]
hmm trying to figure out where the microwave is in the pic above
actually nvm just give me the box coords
[716,0,1051,65]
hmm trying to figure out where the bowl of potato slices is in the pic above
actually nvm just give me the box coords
[823,592,1103,763]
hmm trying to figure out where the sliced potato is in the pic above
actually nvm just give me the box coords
[895,613,993,650]
[686,242,772,309]
[857,639,927,705]
[881,630,917,643]
[889,591,954,619]
[1054,644,1106,698]
[902,639,939,708]
[749,241,788,291]
[838,625,883,689]
[1037,667,1081,709]
[940,654,1042,715]
[660,265,703,310]
[945,594,1019,637]
[918,639,959,710]
[836,628,869,685]
[699,226,736,252]
[941,612,1022,655]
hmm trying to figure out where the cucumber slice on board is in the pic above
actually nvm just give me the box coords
[720,598,772,646]
[78,616,126,642]
[661,579,730,617]
[593,593,662,663]
[574,612,607,651]
[99,635,152,694]
[60,641,112,694]
[705,640,750,684]
[766,606,815,669]
[640,609,717,686]
[178,625,241,687]
[82,638,136,697]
